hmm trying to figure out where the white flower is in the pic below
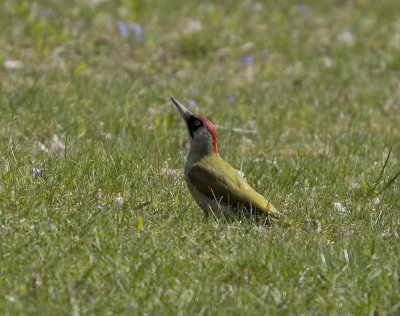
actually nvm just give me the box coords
[333,202,347,214]
[4,60,23,70]
[115,194,124,206]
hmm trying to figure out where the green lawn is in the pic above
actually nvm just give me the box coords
[1,0,400,314]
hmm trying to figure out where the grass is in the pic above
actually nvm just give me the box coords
[1,0,400,314]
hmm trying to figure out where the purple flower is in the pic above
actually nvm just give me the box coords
[244,54,253,65]
[32,168,45,177]
[187,99,197,108]
[227,92,236,105]
[297,4,311,16]
[38,7,55,18]
[118,21,130,38]
[117,21,143,41]
[131,23,143,41]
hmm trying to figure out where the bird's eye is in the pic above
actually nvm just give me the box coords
[194,120,201,126]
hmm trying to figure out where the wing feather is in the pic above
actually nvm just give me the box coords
[187,157,283,218]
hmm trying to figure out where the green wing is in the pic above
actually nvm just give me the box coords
[187,156,283,218]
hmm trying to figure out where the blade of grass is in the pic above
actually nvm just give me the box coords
[367,147,392,197]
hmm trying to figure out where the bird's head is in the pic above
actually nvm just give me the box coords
[171,97,218,156]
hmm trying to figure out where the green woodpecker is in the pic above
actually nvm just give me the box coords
[171,97,285,220]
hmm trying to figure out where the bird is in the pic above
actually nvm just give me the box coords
[171,97,286,222]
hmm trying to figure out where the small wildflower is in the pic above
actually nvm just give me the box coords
[96,188,103,199]
[244,54,253,65]
[333,202,347,214]
[4,60,23,70]
[131,23,143,41]
[227,92,236,105]
[5,295,16,303]
[185,20,202,34]
[117,20,129,38]
[322,56,333,68]
[32,168,45,177]
[297,4,311,16]
[37,141,49,153]
[117,21,143,41]
[115,194,124,206]
[337,29,355,46]
[187,99,197,108]
[373,197,381,205]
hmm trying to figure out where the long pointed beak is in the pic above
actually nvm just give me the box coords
[171,97,192,122]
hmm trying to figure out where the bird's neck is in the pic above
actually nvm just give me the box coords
[187,138,218,165]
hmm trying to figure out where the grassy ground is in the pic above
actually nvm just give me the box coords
[1,0,400,314]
